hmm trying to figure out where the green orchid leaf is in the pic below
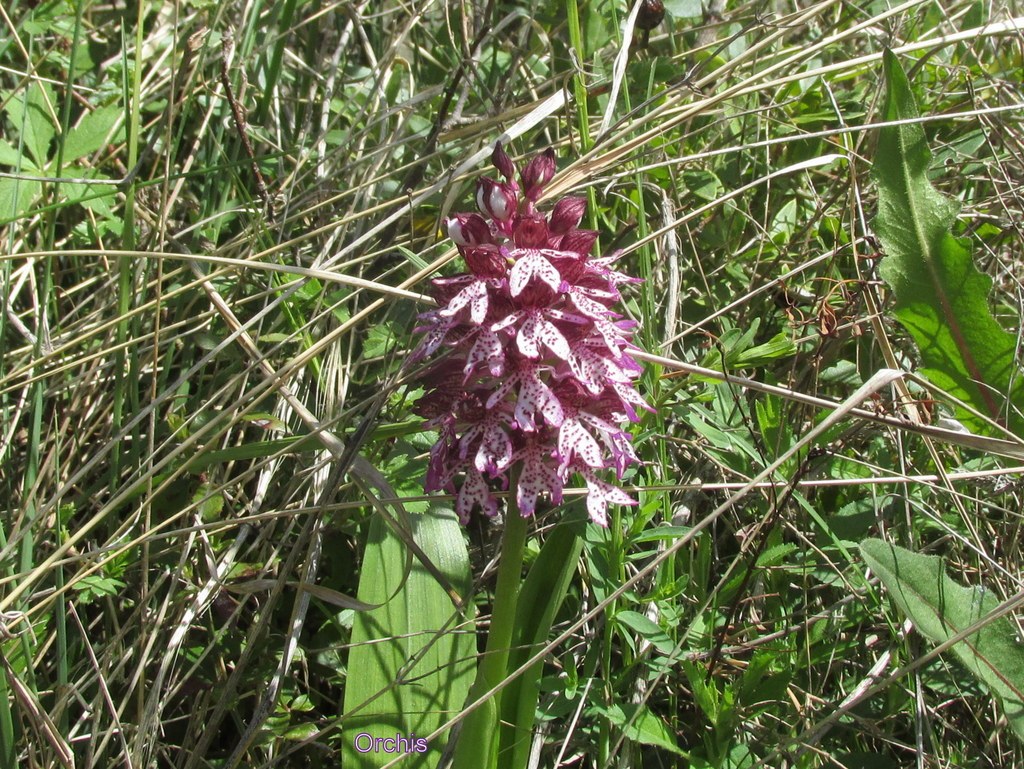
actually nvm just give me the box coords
[341,507,475,768]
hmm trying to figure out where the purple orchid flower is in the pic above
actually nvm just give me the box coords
[413,143,652,525]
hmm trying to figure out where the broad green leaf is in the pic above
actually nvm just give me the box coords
[860,538,1024,741]
[282,722,319,741]
[593,703,687,757]
[615,610,676,656]
[3,82,56,166]
[732,332,797,367]
[663,0,704,18]
[0,178,40,221]
[698,320,796,375]
[871,50,1024,435]
[631,525,694,543]
[64,103,124,162]
[0,139,29,167]
[63,174,118,218]
[683,169,723,201]
[768,198,800,243]
[341,507,475,768]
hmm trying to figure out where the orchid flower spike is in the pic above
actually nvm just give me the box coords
[413,143,651,526]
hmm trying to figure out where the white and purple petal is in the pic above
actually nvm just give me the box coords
[514,370,564,431]
[516,446,563,516]
[465,328,505,377]
[575,466,636,526]
[475,421,513,476]
[557,416,604,470]
[456,468,499,523]
[509,250,561,297]
[439,279,489,324]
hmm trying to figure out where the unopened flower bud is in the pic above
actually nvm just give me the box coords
[464,245,508,278]
[513,215,548,248]
[550,196,587,233]
[521,149,556,200]
[560,228,599,257]
[492,142,516,181]
[447,213,492,246]
[476,178,517,222]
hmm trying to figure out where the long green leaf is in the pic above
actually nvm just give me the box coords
[341,507,475,768]
[860,538,1024,741]
[872,49,1023,435]
[498,511,585,767]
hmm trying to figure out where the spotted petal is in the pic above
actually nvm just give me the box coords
[439,279,489,324]
[610,380,654,422]
[509,250,561,297]
[591,318,628,355]
[456,469,499,523]
[424,421,457,493]
[465,327,505,377]
[515,370,564,431]
[580,468,635,526]
[475,419,514,476]
[516,446,563,516]
[414,313,458,360]
[568,288,613,320]
[567,346,607,394]
[579,411,639,478]
[517,312,571,360]
[557,416,604,470]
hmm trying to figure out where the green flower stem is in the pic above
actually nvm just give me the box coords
[452,489,528,769]
[479,504,529,699]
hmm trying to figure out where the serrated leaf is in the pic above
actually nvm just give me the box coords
[64,103,124,162]
[860,538,1024,742]
[3,83,56,166]
[63,172,118,218]
[0,177,41,221]
[871,50,1024,435]
[0,138,31,167]
[341,507,475,768]
[364,323,394,358]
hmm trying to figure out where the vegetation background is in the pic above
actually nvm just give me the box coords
[2,0,1023,767]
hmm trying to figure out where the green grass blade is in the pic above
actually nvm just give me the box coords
[861,538,1024,742]
[341,507,475,768]
[872,49,1024,435]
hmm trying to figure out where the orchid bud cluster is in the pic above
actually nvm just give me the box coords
[412,143,651,526]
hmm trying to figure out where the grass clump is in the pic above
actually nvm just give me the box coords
[2,1,1023,767]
